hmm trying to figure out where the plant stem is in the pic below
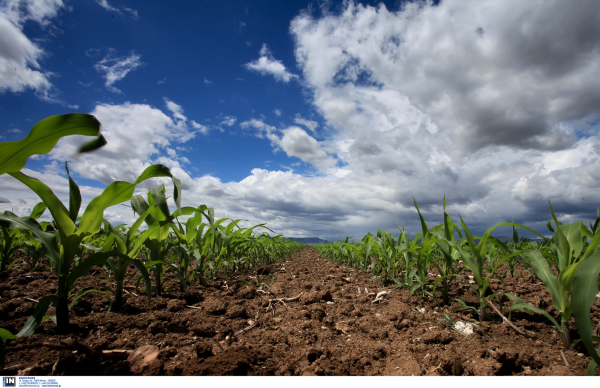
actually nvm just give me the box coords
[561,320,572,350]
[479,301,486,322]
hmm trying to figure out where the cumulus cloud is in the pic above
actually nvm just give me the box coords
[241,119,336,172]
[293,114,318,133]
[273,108,282,117]
[244,44,298,83]
[94,50,142,93]
[45,101,198,187]
[228,0,600,238]
[0,0,63,95]
[218,115,237,131]
[3,0,600,241]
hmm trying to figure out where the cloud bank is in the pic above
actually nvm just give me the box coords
[2,0,600,241]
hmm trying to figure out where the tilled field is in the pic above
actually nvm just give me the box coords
[1,247,598,376]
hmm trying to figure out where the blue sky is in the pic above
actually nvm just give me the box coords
[1,0,599,241]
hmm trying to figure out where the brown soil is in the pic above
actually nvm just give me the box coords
[1,247,599,376]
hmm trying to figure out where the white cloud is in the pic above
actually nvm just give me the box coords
[96,0,138,19]
[123,7,138,19]
[203,77,212,84]
[95,0,119,13]
[240,118,277,139]
[94,50,142,93]
[241,119,336,172]
[3,0,64,27]
[273,109,282,117]
[191,120,208,135]
[0,0,64,95]
[219,115,237,128]
[244,43,298,83]
[44,101,197,186]
[293,114,318,133]
[3,0,600,242]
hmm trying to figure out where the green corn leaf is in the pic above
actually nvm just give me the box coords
[125,207,154,248]
[527,250,561,310]
[30,202,47,219]
[0,328,16,342]
[459,215,484,271]
[581,222,594,239]
[572,250,600,371]
[77,164,181,237]
[76,134,107,153]
[8,171,75,240]
[564,223,584,263]
[548,201,562,227]
[0,328,16,370]
[0,114,103,175]
[506,299,560,329]
[131,195,152,224]
[65,162,82,223]
[581,230,600,262]
[131,258,153,306]
[0,212,60,265]
[149,185,171,220]
[554,225,571,271]
[69,288,112,312]
[413,198,430,239]
[66,251,114,290]
[16,295,57,337]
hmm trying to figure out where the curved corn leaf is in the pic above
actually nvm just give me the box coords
[572,250,600,372]
[0,113,103,175]
[69,288,112,313]
[0,327,17,370]
[8,171,75,240]
[505,293,560,329]
[66,251,116,290]
[77,164,181,237]
[30,202,47,219]
[16,295,57,337]
[131,258,153,306]
[77,134,107,153]
[527,249,561,309]
[0,211,60,265]
[65,162,82,223]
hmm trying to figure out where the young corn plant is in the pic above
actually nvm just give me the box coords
[447,216,541,322]
[1,220,24,271]
[130,185,194,296]
[5,163,181,332]
[0,113,182,332]
[509,202,600,351]
[425,197,464,305]
[410,199,445,297]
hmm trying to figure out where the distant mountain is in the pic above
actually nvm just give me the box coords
[289,237,330,245]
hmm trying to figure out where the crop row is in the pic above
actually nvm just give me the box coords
[0,114,304,369]
[313,197,600,374]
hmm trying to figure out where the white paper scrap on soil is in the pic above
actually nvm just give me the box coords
[454,321,475,335]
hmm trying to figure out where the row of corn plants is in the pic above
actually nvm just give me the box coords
[0,113,304,369]
[313,197,600,374]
